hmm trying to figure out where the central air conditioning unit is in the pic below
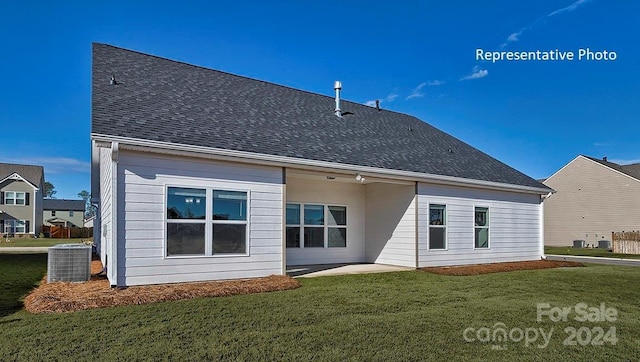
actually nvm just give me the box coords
[47,244,92,283]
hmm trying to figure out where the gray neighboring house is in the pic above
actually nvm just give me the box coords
[543,155,640,246]
[92,43,552,287]
[43,199,86,228]
[0,163,45,237]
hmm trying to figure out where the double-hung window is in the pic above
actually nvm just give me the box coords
[4,191,26,205]
[428,204,447,249]
[286,203,347,248]
[327,206,347,247]
[474,207,489,248]
[166,187,248,257]
[166,187,206,256]
[212,190,247,254]
[286,204,301,248]
[3,220,26,234]
[304,204,325,247]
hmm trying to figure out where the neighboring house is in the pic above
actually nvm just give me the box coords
[92,43,552,287]
[543,155,640,246]
[43,199,86,228]
[0,163,45,237]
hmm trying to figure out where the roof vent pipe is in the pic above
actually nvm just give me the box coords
[334,81,342,117]
[375,99,380,111]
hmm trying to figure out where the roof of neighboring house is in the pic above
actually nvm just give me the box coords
[584,156,640,180]
[0,162,44,188]
[43,199,85,211]
[92,43,549,190]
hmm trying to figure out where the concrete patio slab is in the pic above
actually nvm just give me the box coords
[0,247,49,253]
[287,263,413,277]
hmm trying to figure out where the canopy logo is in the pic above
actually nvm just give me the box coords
[463,302,618,350]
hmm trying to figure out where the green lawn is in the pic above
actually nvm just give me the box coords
[1,255,639,361]
[545,246,640,259]
[0,238,87,248]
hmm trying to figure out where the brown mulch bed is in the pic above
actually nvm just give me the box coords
[24,260,301,314]
[420,260,583,276]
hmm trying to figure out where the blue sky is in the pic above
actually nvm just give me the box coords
[1,0,638,198]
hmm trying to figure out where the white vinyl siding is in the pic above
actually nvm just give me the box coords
[418,183,542,267]
[117,150,283,286]
[364,183,416,267]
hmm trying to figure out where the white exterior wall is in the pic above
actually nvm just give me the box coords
[98,146,114,276]
[544,156,640,246]
[418,183,542,267]
[286,177,365,265]
[364,183,416,267]
[117,150,284,286]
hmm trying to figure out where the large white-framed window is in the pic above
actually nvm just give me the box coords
[3,220,27,234]
[474,207,489,249]
[428,204,447,250]
[4,191,27,205]
[165,186,249,257]
[286,203,347,248]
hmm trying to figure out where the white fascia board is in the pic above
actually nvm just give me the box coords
[0,173,39,190]
[91,133,552,195]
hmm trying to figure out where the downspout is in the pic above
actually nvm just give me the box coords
[32,185,37,235]
[540,192,552,259]
[281,168,287,275]
[110,141,119,287]
[414,181,419,269]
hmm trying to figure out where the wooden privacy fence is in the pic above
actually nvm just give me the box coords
[612,231,640,255]
[42,225,93,239]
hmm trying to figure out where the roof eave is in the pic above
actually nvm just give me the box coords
[92,133,552,195]
[0,172,40,189]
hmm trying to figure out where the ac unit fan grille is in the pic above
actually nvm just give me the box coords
[47,244,92,283]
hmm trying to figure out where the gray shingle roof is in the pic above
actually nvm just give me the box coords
[43,199,85,211]
[92,43,548,190]
[584,156,640,180]
[0,163,44,187]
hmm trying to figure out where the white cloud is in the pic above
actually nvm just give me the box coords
[502,0,593,47]
[406,82,427,100]
[609,159,640,165]
[365,100,377,107]
[507,31,523,43]
[549,0,592,16]
[460,66,488,81]
[364,91,398,107]
[426,80,445,86]
[0,157,90,174]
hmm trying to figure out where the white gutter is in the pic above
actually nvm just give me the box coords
[91,133,552,195]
